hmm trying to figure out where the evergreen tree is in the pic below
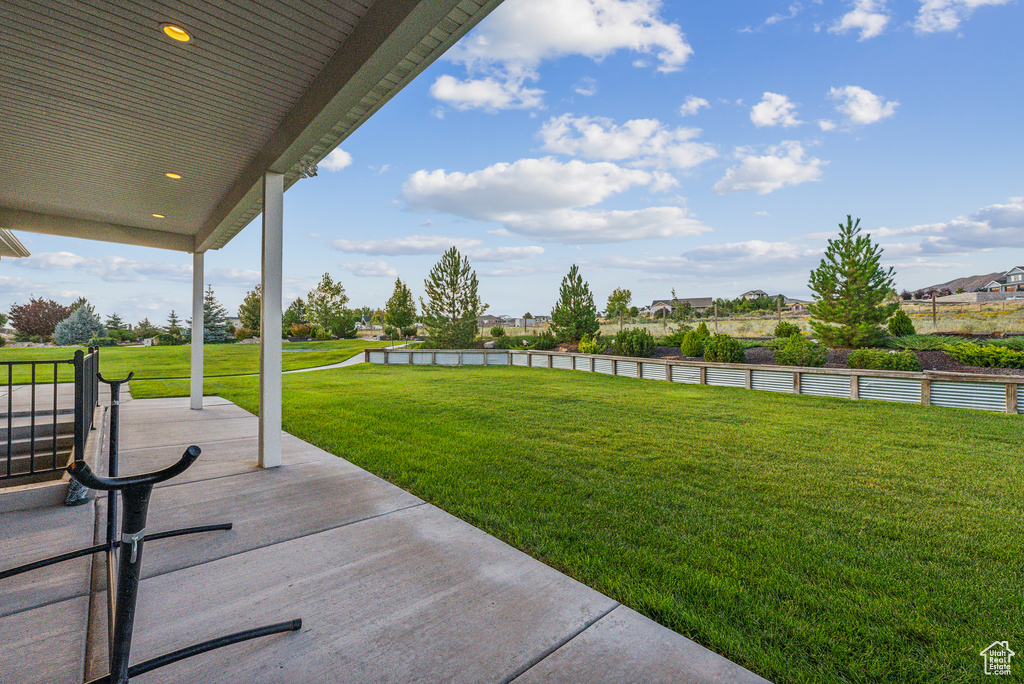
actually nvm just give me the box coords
[282,297,306,336]
[306,273,350,336]
[550,265,599,342]
[166,310,182,336]
[69,297,96,316]
[421,247,486,349]
[191,285,230,343]
[384,278,417,335]
[238,284,262,335]
[606,287,632,331]
[53,306,106,345]
[105,312,126,331]
[135,318,160,338]
[808,216,898,348]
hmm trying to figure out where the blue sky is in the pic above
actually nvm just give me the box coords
[6,0,1024,323]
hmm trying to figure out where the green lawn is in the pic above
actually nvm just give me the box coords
[0,339,389,383]
[131,365,1023,684]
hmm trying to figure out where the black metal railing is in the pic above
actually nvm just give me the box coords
[1,346,99,482]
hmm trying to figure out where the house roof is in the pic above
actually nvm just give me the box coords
[0,0,502,253]
[651,297,713,308]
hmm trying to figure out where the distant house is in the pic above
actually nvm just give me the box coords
[477,314,500,327]
[986,266,1024,292]
[739,289,769,300]
[649,297,713,316]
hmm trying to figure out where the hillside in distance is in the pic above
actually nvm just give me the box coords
[915,271,1003,294]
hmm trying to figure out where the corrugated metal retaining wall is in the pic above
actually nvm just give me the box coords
[364,348,1022,415]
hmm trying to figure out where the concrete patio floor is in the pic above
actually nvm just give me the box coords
[1,392,769,683]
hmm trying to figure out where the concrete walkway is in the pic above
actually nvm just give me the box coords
[0,392,769,683]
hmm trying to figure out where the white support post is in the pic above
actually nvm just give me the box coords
[259,172,284,468]
[190,252,204,410]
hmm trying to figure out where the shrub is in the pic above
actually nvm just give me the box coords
[490,326,505,338]
[495,334,533,349]
[89,336,118,347]
[401,326,418,338]
[313,326,331,341]
[578,333,605,355]
[847,349,921,371]
[680,326,711,357]
[703,334,745,363]
[659,325,692,347]
[773,335,826,367]
[886,334,959,351]
[887,309,916,337]
[235,327,254,340]
[944,343,1024,369]
[155,333,183,346]
[54,307,106,346]
[612,328,656,358]
[530,330,557,350]
[289,323,310,338]
[773,321,801,338]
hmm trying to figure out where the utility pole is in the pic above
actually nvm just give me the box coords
[932,292,937,329]
[714,302,718,333]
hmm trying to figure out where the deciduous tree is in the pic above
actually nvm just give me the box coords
[384,278,416,336]
[8,297,71,339]
[808,216,897,348]
[306,273,350,336]
[606,288,632,331]
[238,284,262,336]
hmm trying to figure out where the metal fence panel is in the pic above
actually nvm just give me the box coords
[388,351,411,364]
[594,358,615,375]
[412,352,433,365]
[706,367,745,388]
[858,376,919,403]
[641,362,667,381]
[576,358,594,372]
[617,360,638,378]
[512,352,529,367]
[800,373,850,398]
[484,352,509,366]
[528,354,546,368]
[367,351,385,364]
[931,381,1005,412]
[552,355,573,370]
[462,352,485,365]
[670,366,700,384]
[435,352,460,366]
[752,370,792,393]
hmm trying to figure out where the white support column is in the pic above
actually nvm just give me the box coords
[259,172,284,468]
[190,251,204,410]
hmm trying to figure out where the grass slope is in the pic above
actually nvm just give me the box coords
[131,366,1022,683]
[0,339,388,383]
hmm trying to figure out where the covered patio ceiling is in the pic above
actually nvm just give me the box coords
[0,0,502,254]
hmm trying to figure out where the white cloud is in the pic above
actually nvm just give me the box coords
[432,0,692,110]
[340,261,398,278]
[750,92,804,128]
[713,141,827,195]
[915,0,1012,33]
[874,196,1024,255]
[830,0,890,40]
[589,239,823,277]
[829,85,898,126]
[465,246,546,261]
[538,114,717,170]
[429,75,544,111]
[17,252,192,282]
[321,148,353,172]
[818,119,837,131]
[679,95,709,117]
[402,157,656,219]
[574,76,598,96]
[500,206,711,243]
[331,235,483,256]
[208,268,261,285]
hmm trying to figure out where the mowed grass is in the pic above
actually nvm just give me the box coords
[130,365,1022,683]
[0,339,389,383]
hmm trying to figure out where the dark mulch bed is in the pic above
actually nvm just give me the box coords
[651,346,1024,378]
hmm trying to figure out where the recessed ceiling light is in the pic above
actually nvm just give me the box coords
[165,173,182,179]
[152,214,165,219]
[161,24,190,42]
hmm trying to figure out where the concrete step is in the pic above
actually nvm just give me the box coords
[0,416,76,442]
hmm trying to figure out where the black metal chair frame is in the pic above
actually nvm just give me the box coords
[1,373,301,683]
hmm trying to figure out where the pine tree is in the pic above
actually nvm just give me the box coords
[166,310,182,336]
[384,278,416,335]
[135,318,160,338]
[199,285,230,343]
[421,247,486,349]
[550,265,599,342]
[238,284,262,336]
[808,216,898,348]
[306,273,350,337]
[105,312,125,331]
[53,306,106,345]
[606,287,632,331]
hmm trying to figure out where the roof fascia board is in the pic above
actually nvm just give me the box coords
[0,207,194,252]
[196,0,502,252]
[0,228,30,257]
